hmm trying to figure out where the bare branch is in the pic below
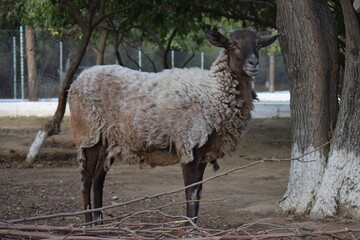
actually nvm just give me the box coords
[181,49,195,68]
[165,27,179,53]
[92,0,140,29]
[124,48,141,70]
[1,217,360,239]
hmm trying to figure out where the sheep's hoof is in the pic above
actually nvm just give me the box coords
[210,160,220,171]
[182,228,208,238]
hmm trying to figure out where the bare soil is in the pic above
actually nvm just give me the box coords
[0,117,358,232]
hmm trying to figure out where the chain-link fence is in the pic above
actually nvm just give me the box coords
[0,28,288,101]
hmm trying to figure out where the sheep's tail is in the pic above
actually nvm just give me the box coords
[210,159,220,172]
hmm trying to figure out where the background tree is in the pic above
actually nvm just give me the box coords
[276,0,360,218]
[93,29,108,65]
[26,0,139,163]
[25,25,38,101]
[101,0,211,71]
[2,1,40,100]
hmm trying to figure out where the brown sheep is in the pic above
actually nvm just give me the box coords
[68,29,279,225]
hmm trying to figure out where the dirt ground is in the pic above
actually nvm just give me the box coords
[0,117,358,233]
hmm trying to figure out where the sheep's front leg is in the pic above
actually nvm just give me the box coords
[181,159,207,225]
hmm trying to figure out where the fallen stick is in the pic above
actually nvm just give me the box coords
[1,222,360,240]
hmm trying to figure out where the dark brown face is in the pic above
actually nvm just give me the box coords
[205,29,279,77]
[228,30,260,77]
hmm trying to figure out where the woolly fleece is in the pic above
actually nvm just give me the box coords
[68,50,254,170]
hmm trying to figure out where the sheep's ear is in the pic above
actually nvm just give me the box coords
[258,34,280,48]
[205,30,230,48]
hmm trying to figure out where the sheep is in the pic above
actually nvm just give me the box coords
[68,29,279,225]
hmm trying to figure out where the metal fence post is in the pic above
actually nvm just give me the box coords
[59,41,63,85]
[171,50,174,68]
[138,48,142,71]
[13,36,17,99]
[19,26,25,100]
[201,52,204,70]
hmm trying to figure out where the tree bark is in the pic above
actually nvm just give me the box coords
[310,0,360,218]
[25,25,38,101]
[276,0,339,214]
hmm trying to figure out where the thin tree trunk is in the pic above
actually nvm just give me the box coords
[25,26,38,101]
[310,0,360,218]
[114,46,123,65]
[26,29,92,164]
[276,0,339,214]
[96,29,108,65]
[113,32,123,66]
[161,50,169,70]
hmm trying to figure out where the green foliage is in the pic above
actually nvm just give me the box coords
[2,0,283,62]
[5,0,80,38]
[0,0,20,29]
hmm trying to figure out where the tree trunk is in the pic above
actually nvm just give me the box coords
[26,28,93,164]
[114,46,123,66]
[113,30,123,66]
[25,25,38,101]
[276,0,339,214]
[310,0,360,218]
[96,29,108,65]
[161,50,169,70]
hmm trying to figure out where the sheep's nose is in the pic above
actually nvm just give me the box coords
[244,55,260,77]
[247,56,259,67]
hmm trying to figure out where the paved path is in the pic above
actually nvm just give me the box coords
[0,92,290,118]
[0,101,290,118]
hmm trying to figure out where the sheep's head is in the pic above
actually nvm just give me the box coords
[205,29,279,78]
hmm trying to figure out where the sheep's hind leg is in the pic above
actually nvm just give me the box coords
[81,143,103,223]
[93,153,114,225]
[181,158,207,226]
